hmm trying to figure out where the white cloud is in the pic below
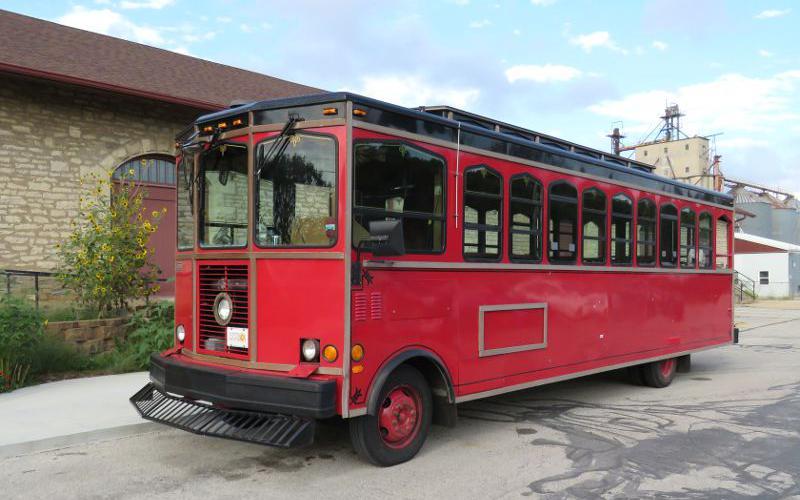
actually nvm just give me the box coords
[652,40,668,51]
[240,23,253,33]
[717,137,769,149]
[505,64,583,83]
[754,9,791,19]
[170,46,192,56]
[587,71,800,135]
[530,0,556,5]
[759,49,774,58]
[351,75,480,108]
[569,31,626,54]
[119,0,175,9]
[216,16,232,23]
[56,6,163,45]
[512,29,521,36]
[469,19,491,29]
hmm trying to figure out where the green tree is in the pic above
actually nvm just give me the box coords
[57,169,164,315]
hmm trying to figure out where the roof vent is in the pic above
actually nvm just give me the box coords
[229,99,249,108]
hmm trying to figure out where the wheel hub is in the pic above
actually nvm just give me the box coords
[379,386,420,447]
[660,358,676,378]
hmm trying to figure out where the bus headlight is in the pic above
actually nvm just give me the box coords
[301,339,319,362]
[213,293,233,326]
[176,324,186,343]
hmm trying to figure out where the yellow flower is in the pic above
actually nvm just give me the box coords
[151,211,159,218]
[129,168,135,175]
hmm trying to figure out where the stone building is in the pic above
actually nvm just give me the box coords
[0,10,320,293]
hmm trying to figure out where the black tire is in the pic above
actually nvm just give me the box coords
[349,365,432,466]
[627,365,645,385]
[641,357,677,388]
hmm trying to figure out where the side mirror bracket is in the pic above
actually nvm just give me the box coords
[351,220,405,286]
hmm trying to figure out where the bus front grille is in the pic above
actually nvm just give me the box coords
[198,263,249,358]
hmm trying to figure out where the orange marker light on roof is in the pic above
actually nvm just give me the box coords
[322,107,338,116]
[232,118,243,126]
[202,126,213,133]
[217,122,228,129]
[353,109,367,117]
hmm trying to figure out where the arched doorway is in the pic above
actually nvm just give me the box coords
[113,154,176,296]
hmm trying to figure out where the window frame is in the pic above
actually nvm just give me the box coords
[581,187,607,265]
[759,271,769,285]
[679,207,697,269]
[636,198,657,267]
[698,211,713,269]
[715,215,732,270]
[253,131,339,249]
[610,193,634,266]
[198,141,250,250]
[352,139,447,255]
[508,173,543,263]
[659,203,679,268]
[462,164,503,262]
[547,180,579,264]
[176,152,196,252]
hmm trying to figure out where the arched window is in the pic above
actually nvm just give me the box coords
[548,181,577,263]
[509,174,542,262]
[660,204,678,267]
[716,216,731,269]
[680,208,696,268]
[611,194,633,265]
[637,199,656,266]
[582,188,607,265]
[698,212,713,269]
[463,166,502,260]
[113,154,176,185]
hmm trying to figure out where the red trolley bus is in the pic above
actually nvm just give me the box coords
[131,93,736,466]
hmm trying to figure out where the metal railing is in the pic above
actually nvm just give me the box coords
[733,270,757,303]
[2,269,58,310]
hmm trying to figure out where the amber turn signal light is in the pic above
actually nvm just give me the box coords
[351,344,364,362]
[352,365,364,374]
[322,345,338,362]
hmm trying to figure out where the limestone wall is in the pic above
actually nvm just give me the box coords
[0,74,201,271]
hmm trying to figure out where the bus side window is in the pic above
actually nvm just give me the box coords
[582,188,607,265]
[680,207,696,269]
[548,181,578,263]
[611,194,633,265]
[636,199,656,266]
[715,216,730,269]
[508,174,542,262]
[463,166,502,260]
[659,204,678,267]
[352,142,446,253]
[698,212,713,269]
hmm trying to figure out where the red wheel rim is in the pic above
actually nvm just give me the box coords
[378,384,422,449]
[660,358,676,378]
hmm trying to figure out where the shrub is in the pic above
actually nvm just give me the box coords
[57,170,165,315]
[110,301,174,372]
[0,296,44,391]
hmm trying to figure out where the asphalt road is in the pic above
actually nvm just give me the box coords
[4,304,800,499]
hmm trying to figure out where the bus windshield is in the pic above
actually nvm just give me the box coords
[199,143,249,247]
[255,133,337,247]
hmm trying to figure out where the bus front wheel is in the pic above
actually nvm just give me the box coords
[640,358,677,388]
[349,365,432,466]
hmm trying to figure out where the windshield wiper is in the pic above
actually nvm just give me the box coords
[254,113,304,178]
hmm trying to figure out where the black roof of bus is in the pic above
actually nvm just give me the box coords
[196,92,734,207]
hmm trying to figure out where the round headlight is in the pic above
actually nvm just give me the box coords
[214,293,233,326]
[176,324,186,343]
[301,339,319,362]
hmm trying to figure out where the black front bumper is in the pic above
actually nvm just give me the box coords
[148,353,337,419]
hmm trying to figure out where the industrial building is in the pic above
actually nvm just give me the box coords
[734,232,800,298]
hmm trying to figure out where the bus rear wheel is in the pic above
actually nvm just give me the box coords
[641,357,677,388]
[349,365,432,466]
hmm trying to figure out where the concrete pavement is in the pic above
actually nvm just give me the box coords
[0,371,155,458]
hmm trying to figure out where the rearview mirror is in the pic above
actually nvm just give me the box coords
[367,220,405,257]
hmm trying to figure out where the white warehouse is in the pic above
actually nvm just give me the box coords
[734,232,800,298]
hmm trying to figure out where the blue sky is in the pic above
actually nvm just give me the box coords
[3,0,799,194]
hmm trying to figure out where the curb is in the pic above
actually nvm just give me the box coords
[0,422,162,460]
